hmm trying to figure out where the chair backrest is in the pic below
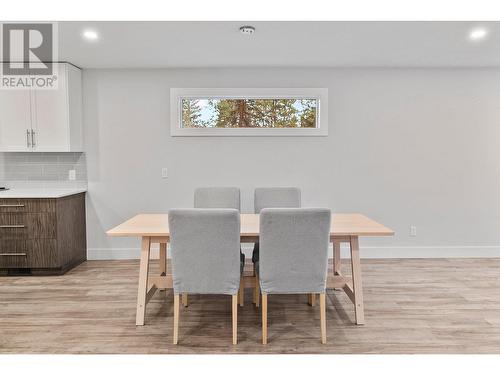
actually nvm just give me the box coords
[259,208,331,294]
[194,187,241,211]
[254,187,301,213]
[168,209,241,295]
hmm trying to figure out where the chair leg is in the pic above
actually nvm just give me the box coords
[239,280,244,307]
[182,293,188,307]
[232,294,238,345]
[320,293,326,344]
[262,293,268,345]
[254,275,260,307]
[308,293,316,306]
[173,294,180,345]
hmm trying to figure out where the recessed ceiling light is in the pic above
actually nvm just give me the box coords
[239,26,255,36]
[82,30,99,41]
[468,27,489,42]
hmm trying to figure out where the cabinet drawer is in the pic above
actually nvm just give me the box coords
[0,240,28,268]
[0,199,56,213]
[0,213,56,239]
[0,239,58,268]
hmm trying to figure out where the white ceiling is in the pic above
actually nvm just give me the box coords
[59,21,500,68]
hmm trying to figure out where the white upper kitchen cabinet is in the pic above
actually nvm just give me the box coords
[0,63,83,152]
[0,89,32,151]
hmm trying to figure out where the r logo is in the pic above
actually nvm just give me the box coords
[2,23,54,75]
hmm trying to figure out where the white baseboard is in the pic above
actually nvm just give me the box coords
[87,248,143,260]
[87,245,500,260]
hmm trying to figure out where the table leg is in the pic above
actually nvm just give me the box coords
[159,242,167,276]
[136,236,151,326]
[333,240,342,291]
[239,279,244,307]
[159,242,167,292]
[349,236,365,325]
[333,240,341,275]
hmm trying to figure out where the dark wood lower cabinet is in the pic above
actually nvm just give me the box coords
[0,193,86,275]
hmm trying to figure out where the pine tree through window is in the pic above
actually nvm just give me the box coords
[181,98,317,128]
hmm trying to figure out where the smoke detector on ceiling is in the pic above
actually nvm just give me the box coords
[239,26,255,36]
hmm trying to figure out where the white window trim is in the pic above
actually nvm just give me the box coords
[170,88,328,137]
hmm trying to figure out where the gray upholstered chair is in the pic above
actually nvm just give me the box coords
[256,208,331,344]
[194,187,240,211]
[169,208,242,345]
[254,187,301,214]
[252,187,301,304]
[193,187,245,306]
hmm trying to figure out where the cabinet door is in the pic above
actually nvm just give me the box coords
[0,88,32,151]
[31,63,69,151]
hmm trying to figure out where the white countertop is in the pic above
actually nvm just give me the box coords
[0,188,87,199]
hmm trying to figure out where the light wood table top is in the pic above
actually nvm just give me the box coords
[107,213,394,238]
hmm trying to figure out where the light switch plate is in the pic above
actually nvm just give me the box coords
[161,168,168,178]
[68,169,76,181]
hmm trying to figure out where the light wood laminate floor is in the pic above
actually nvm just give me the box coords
[1,258,500,354]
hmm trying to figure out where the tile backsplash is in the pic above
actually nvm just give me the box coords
[0,152,87,189]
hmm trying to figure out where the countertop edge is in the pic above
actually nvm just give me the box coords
[0,189,87,199]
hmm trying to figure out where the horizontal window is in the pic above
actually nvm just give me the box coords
[182,98,317,129]
[170,88,328,136]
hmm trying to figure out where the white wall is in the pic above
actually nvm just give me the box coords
[83,67,500,259]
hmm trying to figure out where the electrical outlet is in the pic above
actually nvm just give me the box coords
[161,168,168,178]
[410,225,417,237]
[68,169,76,181]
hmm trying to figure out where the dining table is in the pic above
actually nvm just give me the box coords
[107,213,394,326]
